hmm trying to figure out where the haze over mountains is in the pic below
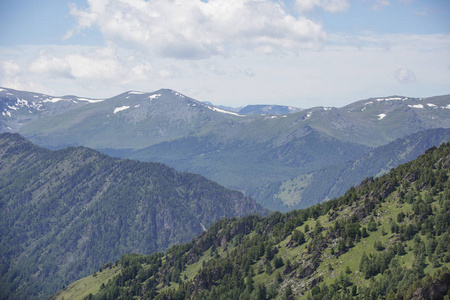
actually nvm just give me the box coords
[1,87,450,211]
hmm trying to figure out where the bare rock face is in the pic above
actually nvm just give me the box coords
[441,155,450,169]
[410,273,450,300]
[298,262,319,279]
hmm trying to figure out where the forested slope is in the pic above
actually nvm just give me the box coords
[58,142,450,299]
[0,133,266,300]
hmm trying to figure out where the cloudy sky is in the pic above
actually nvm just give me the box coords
[0,0,449,108]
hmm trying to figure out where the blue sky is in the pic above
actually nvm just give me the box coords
[0,0,449,108]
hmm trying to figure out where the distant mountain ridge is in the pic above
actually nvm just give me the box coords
[238,104,302,115]
[0,87,102,132]
[1,87,450,210]
[0,133,266,300]
[271,127,450,209]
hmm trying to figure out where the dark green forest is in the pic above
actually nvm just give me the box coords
[68,142,450,300]
[0,133,265,300]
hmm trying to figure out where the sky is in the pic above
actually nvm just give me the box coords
[0,0,449,108]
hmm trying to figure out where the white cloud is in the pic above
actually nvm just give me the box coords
[68,0,326,59]
[394,68,416,84]
[65,47,123,81]
[0,59,51,93]
[371,0,391,11]
[0,32,448,107]
[295,0,349,13]
[205,62,226,75]
[0,60,21,78]
[29,52,74,79]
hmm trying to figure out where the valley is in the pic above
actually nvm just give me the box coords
[52,141,450,300]
[2,88,450,211]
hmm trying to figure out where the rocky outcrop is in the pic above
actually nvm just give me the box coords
[410,273,450,300]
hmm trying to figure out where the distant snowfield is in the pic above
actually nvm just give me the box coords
[408,104,424,109]
[43,98,64,103]
[207,105,244,117]
[113,106,130,114]
[77,98,104,103]
[148,94,161,100]
[378,113,387,120]
[376,97,409,102]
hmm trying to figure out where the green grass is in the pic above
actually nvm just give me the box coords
[52,266,121,300]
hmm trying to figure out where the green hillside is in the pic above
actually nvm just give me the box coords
[269,128,450,210]
[59,142,450,299]
[0,133,266,300]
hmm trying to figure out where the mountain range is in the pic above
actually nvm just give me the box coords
[1,87,450,211]
[0,133,265,300]
[52,141,450,300]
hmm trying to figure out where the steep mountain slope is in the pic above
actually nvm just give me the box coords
[55,143,450,300]
[0,133,266,300]
[271,127,450,210]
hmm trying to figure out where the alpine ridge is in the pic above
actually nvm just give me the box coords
[1,88,450,210]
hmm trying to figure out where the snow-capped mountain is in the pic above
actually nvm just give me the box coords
[0,87,102,132]
[1,87,449,211]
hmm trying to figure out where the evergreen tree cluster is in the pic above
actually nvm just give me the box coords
[0,133,266,300]
[70,143,450,299]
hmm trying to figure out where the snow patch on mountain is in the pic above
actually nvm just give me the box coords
[128,91,144,95]
[206,105,244,116]
[376,97,409,102]
[149,94,161,100]
[43,98,65,103]
[113,106,130,114]
[427,103,437,108]
[77,98,104,103]
[268,115,287,119]
[408,104,424,109]
[378,113,387,120]
[4,99,44,112]
[172,91,185,98]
